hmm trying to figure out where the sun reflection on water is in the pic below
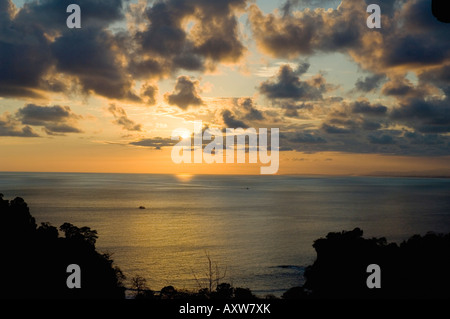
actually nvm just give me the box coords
[175,173,194,182]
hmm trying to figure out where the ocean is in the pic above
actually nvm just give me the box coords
[1,172,450,297]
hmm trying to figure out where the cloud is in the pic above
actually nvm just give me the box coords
[259,63,329,101]
[287,132,327,144]
[164,76,204,109]
[0,0,14,15]
[245,0,450,156]
[236,98,265,121]
[354,74,386,92]
[351,99,387,115]
[321,123,353,134]
[0,2,53,98]
[141,83,158,106]
[380,76,436,101]
[130,137,177,149]
[16,104,83,135]
[391,97,450,133]
[368,134,396,145]
[108,104,142,131]
[281,102,316,118]
[404,132,446,146]
[248,0,366,58]
[249,0,450,74]
[0,112,39,137]
[18,104,77,125]
[222,109,249,128]
[0,0,132,100]
[418,64,450,95]
[129,0,247,78]
[51,27,140,101]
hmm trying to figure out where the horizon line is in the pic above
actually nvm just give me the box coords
[1,170,449,179]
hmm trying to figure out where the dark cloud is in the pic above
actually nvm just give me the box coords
[321,123,353,134]
[51,27,140,101]
[281,125,450,155]
[42,124,83,136]
[319,99,390,136]
[363,0,404,17]
[281,0,341,16]
[0,112,39,137]
[141,83,158,106]
[164,76,203,109]
[287,132,327,144]
[130,137,177,149]
[247,0,450,156]
[368,134,396,145]
[380,76,435,101]
[16,104,83,134]
[358,0,450,71]
[351,100,387,115]
[237,98,265,121]
[249,0,366,57]
[0,3,53,98]
[0,0,14,17]
[191,1,246,63]
[391,97,450,133]
[13,0,124,32]
[130,0,247,78]
[1,0,248,100]
[381,0,450,68]
[222,109,249,128]
[249,0,450,138]
[404,132,445,146]
[382,79,416,97]
[31,0,121,23]
[136,1,190,57]
[0,0,130,100]
[108,104,142,131]
[361,120,382,131]
[281,102,315,118]
[418,64,450,96]
[391,99,439,120]
[127,57,166,80]
[259,63,328,100]
[18,104,77,125]
[354,74,386,92]
[249,0,450,72]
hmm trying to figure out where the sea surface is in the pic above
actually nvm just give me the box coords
[1,172,450,297]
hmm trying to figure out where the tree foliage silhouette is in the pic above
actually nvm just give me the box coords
[301,227,450,299]
[0,194,125,299]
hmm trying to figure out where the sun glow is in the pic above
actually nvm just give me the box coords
[180,131,191,140]
[175,173,194,182]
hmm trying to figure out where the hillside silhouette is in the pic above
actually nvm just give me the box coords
[0,194,125,299]
[285,227,450,299]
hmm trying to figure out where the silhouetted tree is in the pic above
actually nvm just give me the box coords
[60,222,98,247]
[282,286,307,299]
[233,287,256,299]
[301,228,450,299]
[214,282,233,299]
[0,195,126,299]
[160,285,177,299]
[131,275,155,299]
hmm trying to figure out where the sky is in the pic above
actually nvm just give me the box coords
[1,0,450,176]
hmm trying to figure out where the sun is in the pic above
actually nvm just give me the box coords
[181,131,191,140]
[175,173,194,182]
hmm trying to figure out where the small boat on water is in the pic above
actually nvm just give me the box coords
[139,206,146,209]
